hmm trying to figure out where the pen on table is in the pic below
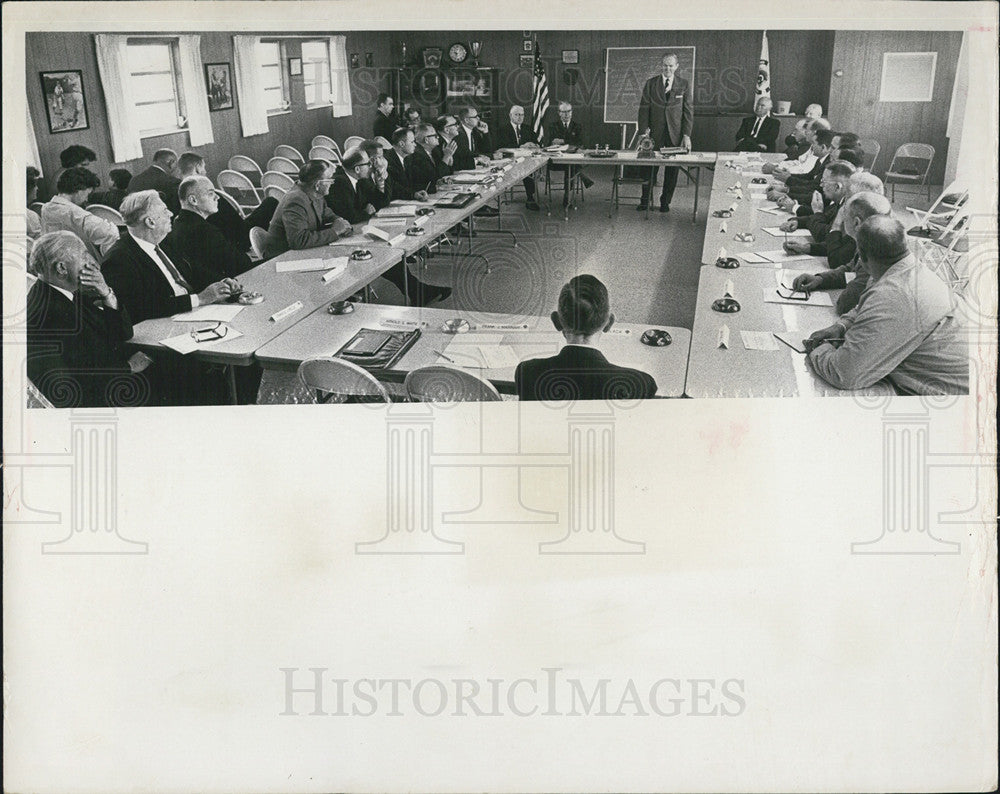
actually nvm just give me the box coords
[433,349,455,363]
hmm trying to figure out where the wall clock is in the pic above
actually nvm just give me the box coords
[448,42,468,64]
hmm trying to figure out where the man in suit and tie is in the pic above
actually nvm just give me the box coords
[406,124,451,195]
[769,128,835,204]
[493,105,541,210]
[373,93,399,141]
[432,115,460,176]
[166,176,253,279]
[735,97,780,152]
[27,231,155,407]
[637,53,694,212]
[384,127,431,202]
[453,106,493,172]
[515,274,657,401]
[127,149,182,215]
[546,101,595,205]
[327,147,378,224]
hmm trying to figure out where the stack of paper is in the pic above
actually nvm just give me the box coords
[275,258,333,273]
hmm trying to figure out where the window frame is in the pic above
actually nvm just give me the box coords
[257,38,291,116]
[301,38,332,109]
[126,37,188,139]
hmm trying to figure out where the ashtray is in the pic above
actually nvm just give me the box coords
[441,318,470,334]
[712,209,733,218]
[236,291,264,305]
[712,297,741,313]
[416,207,435,216]
[750,177,767,185]
[327,300,355,315]
[405,227,426,236]
[641,329,672,347]
[734,232,755,243]
[715,257,740,269]
[350,249,373,261]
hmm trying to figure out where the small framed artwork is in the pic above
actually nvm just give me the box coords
[289,57,303,76]
[40,70,89,133]
[519,54,534,68]
[522,39,533,53]
[350,53,360,69]
[562,49,579,64]
[204,62,234,111]
[365,53,374,67]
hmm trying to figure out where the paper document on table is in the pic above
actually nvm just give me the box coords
[774,331,808,354]
[171,304,244,322]
[275,258,331,273]
[776,269,817,287]
[475,345,520,369]
[741,249,816,264]
[333,233,384,247]
[763,288,834,307]
[757,206,792,216]
[739,252,774,265]
[378,205,418,217]
[450,173,490,183]
[762,226,812,238]
[740,330,780,351]
[159,325,243,355]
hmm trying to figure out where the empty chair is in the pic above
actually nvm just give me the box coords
[311,135,340,153]
[914,206,971,293]
[217,170,262,211]
[228,154,265,187]
[86,203,125,226]
[884,143,935,202]
[214,188,246,219]
[308,145,339,163]
[263,184,287,202]
[261,171,295,192]
[857,138,881,173]
[906,180,969,240]
[297,357,391,404]
[248,226,268,260]
[404,366,502,402]
[343,135,365,152]
[274,144,304,163]
[267,156,300,175]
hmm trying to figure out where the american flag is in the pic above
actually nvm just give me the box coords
[531,44,549,141]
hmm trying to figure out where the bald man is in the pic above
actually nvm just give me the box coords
[494,105,541,210]
[166,175,253,279]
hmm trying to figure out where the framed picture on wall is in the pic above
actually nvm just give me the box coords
[289,57,303,76]
[561,50,579,64]
[40,70,89,133]
[519,55,534,68]
[204,62,234,111]
[522,39,533,52]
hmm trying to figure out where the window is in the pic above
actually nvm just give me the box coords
[301,39,331,108]
[257,39,290,114]
[126,40,187,136]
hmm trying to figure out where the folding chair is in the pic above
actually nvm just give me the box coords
[248,226,268,260]
[274,144,304,164]
[404,366,502,403]
[884,143,935,202]
[914,207,970,294]
[343,135,366,152]
[297,357,392,404]
[308,146,340,164]
[228,155,265,187]
[87,203,125,226]
[857,139,881,172]
[215,188,246,219]
[311,135,341,156]
[217,170,262,211]
[267,156,300,175]
[262,171,295,192]
[906,181,969,240]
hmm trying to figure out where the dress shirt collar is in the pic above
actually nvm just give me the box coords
[132,234,163,260]
[346,172,359,189]
[563,341,602,352]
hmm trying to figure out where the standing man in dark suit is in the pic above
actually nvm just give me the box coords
[327,147,378,224]
[515,274,657,401]
[492,105,541,211]
[127,149,182,215]
[735,97,780,153]
[384,127,431,202]
[637,53,694,212]
[27,231,154,407]
[373,93,399,141]
[166,176,253,279]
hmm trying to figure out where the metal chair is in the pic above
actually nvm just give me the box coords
[884,143,935,202]
[308,145,340,164]
[311,135,340,155]
[297,357,391,404]
[86,203,125,226]
[343,135,365,152]
[263,184,287,202]
[228,154,265,187]
[857,139,881,173]
[215,188,246,219]
[217,170,262,211]
[261,171,295,192]
[274,144,304,163]
[404,365,502,403]
[906,181,969,240]
[248,226,268,260]
[913,206,970,293]
[266,156,300,175]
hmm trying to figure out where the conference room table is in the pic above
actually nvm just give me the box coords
[255,303,691,398]
[127,157,547,401]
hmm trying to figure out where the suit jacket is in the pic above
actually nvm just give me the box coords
[785,154,830,201]
[165,209,252,280]
[373,111,400,142]
[515,344,657,401]
[406,145,445,195]
[102,231,216,323]
[26,279,140,407]
[431,144,455,178]
[494,121,539,149]
[384,149,415,201]
[735,114,780,153]
[452,125,492,172]
[262,185,342,260]
[637,74,693,147]
[127,165,182,215]
[547,118,583,147]
[326,172,371,224]
[358,176,391,212]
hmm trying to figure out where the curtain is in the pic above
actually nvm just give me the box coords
[94,34,144,162]
[328,35,352,118]
[26,104,42,173]
[177,35,214,147]
[232,35,269,137]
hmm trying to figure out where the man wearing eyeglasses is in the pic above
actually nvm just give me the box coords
[167,175,253,280]
[384,127,431,202]
[328,147,378,224]
[406,123,449,195]
[777,161,855,249]
[453,106,493,172]
[494,105,541,211]
[547,101,595,206]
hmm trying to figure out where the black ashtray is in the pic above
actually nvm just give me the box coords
[416,207,435,216]
[327,299,355,315]
[712,297,741,313]
[715,257,740,269]
[641,328,672,347]
[350,249,373,261]
[236,291,264,305]
[750,177,768,185]
[712,209,733,218]
[405,227,426,236]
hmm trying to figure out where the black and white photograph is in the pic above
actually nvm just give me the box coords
[3,1,997,792]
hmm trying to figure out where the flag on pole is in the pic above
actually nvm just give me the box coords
[531,43,550,141]
[755,31,771,101]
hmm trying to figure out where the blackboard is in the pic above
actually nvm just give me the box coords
[604,46,696,125]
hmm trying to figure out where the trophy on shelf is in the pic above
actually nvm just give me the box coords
[470,41,482,67]
[400,42,407,66]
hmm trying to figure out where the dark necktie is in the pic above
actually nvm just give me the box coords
[515,125,521,145]
[154,245,192,292]
[752,117,762,138]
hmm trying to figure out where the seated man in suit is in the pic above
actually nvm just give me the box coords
[327,146,378,224]
[432,115,460,175]
[406,123,449,196]
[453,105,493,171]
[515,275,657,401]
[27,231,154,407]
[40,166,120,261]
[89,168,132,210]
[806,216,968,395]
[777,161,855,247]
[102,190,239,323]
[358,139,393,212]
[384,127,431,202]
[765,117,829,177]
[546,101,595,203]
[782,103,824,152]
[404,106,421,131]
[767,127,834,204]
[127,149,182,215]
[493,105,541,211]
[166,175,253,279]
[735,96,780,152]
